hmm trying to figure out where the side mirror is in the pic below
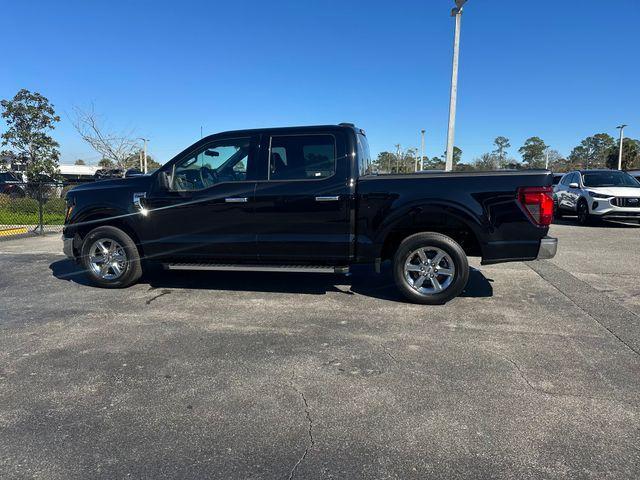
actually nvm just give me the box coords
[569,182,580,189]
[157,171,171,190]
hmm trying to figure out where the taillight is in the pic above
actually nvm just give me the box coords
[517,186,554,227]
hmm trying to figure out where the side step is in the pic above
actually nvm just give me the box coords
[163,263,350,274]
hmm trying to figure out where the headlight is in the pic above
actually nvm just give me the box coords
[588,191,611,199]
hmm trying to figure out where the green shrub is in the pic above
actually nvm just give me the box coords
[7,197,39,214]
[0,194,10,209]
[44,198,66,214]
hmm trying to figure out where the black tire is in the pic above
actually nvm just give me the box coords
[576,199,592,226]
[553,199,563,219]
[392,232,469,305]
[80,226,142,288]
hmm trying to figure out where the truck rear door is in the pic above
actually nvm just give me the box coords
[251,130,354,264]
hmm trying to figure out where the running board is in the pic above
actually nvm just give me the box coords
[163,263,350,274]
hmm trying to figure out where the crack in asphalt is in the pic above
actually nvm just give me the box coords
[380,343,397,362]
[489,349,638,406]
[146,289,172,305]
[287,381,314,480]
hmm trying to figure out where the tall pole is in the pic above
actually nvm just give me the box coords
[143,138,148,174]
[445,8,463,172]
[617,125,627,171]
[545,148,549,170]
[395,144,401,174]
[420,130,426,171]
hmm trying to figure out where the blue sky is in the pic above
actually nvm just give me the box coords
[1,0,638,165]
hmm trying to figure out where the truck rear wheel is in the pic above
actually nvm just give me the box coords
[393,232,469,305]
[80,226,142,288]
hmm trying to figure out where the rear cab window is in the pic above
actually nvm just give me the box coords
[269,134,336,181]
[357,133,373,176]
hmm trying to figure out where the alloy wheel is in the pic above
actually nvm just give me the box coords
[403,246,455,295]
[88,238,128,280]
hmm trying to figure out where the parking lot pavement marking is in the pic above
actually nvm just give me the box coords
[528,260,640,357]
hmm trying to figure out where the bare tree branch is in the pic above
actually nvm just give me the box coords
[71,105,138,169]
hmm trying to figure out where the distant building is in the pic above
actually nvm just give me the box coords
[58,164,100,181]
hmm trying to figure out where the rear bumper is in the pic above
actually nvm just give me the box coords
[536,237,558,260]
[481,236,557,265]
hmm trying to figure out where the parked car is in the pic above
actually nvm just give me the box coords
[63,124,557,304]
[552,173,563,186]
[0,172,64,198]
[94,168,124,180]
[554,169,640,225]
[0,171,26,197]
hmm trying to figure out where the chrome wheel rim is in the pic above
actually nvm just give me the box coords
[88,238,127,280]
[404,246,455,295]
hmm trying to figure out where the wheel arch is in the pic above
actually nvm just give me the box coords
[375,202,484,262]
[71,207,144,258]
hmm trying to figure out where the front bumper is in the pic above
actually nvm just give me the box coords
[537,237,558,260]
[62,235,75,259]
[589,199,640,219]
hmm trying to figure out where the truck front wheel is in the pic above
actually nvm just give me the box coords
[80,226,143,288]
[393,232,469,305]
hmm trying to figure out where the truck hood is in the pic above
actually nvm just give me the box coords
[585,186,640,197]
[69,176,153,193]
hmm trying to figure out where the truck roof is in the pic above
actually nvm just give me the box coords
[206,124,363,140]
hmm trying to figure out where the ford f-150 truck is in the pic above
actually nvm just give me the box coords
[63,124,557,304]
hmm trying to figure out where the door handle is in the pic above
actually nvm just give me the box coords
[225,197,248,203]
[315,196,340,202]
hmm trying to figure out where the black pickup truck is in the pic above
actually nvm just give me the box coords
[63,124,557,304]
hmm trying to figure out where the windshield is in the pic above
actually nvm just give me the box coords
[582,171,640,188]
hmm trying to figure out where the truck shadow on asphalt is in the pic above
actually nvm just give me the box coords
[49,260,493,303]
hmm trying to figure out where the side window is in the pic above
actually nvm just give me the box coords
[169,138,251,191]
[568,173,577,185]
[269,134,336,181]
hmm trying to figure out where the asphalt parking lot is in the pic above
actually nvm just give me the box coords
[1,221,639,479]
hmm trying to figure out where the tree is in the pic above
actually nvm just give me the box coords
[0,89,61,180]
[72,105,139,169]
[569,133,615,169]
[519,137,548,169]
[373,151,396,173]
[492,136,511,165]
[423,156,444,170]
[123,150,162,170]
[74,159,86,165]
[452,146,463,166]
[473,153,500,171]
[545,149,570,172]
[98,158,115,169]
[605,138,640,171]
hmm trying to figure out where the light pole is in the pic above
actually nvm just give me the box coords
[545,148,550,170]
[138,138,150,174]
[420,129,426,171]
[445,0,467,172]
[395,144,401,173]
[616,125,627,171]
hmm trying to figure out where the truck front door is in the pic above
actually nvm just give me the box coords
[143,136,260,261]
[252,131,354,264]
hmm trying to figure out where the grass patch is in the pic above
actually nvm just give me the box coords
[0,210,65,226]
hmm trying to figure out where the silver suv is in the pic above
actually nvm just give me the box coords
[554,170,640,225]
